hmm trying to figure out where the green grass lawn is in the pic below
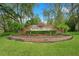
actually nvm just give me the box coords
[0,32,79,56]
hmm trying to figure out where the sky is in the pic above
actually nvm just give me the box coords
[33,3,49,21]
[33,3,70,22]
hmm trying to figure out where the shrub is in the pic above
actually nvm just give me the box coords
[25,16,41,26]
[0,32,16,36]
[13,22,24,32]
[26,31,56,35]
[8,21,24,32]
[56,23,70,32]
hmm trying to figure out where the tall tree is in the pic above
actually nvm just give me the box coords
[0,3,35,32]
[68,4,79,31]
[55,3,64,25]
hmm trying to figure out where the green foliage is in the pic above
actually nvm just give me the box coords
[7,21,24,32]
[26,31,56,35]
[67,14,78,31]
[31,17,41,25]
[0,32,16,36]
[47,19,54,25]
[25,16,41,26]
[68,4,79,31]
[0,3,35,32]
[75,23,79,31]
[12,22,24,32]
[55,4,64,25]
[56,23,70,32]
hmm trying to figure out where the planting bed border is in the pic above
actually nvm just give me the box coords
[8,34,73,43]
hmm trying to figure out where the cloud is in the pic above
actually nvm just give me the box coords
[62,7,70,13]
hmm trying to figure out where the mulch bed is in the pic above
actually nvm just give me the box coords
[8,34,73,42]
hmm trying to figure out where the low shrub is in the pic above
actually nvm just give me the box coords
[0,32,16,37]
[56,23,70,32]
[26,31,56,36]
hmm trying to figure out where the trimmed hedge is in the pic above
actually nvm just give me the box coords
[0,32,16,37]
[26,31,56,35]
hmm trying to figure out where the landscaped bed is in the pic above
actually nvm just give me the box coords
[8,34,72,42]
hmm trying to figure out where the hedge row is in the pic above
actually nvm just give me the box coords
[26,31,56,35]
